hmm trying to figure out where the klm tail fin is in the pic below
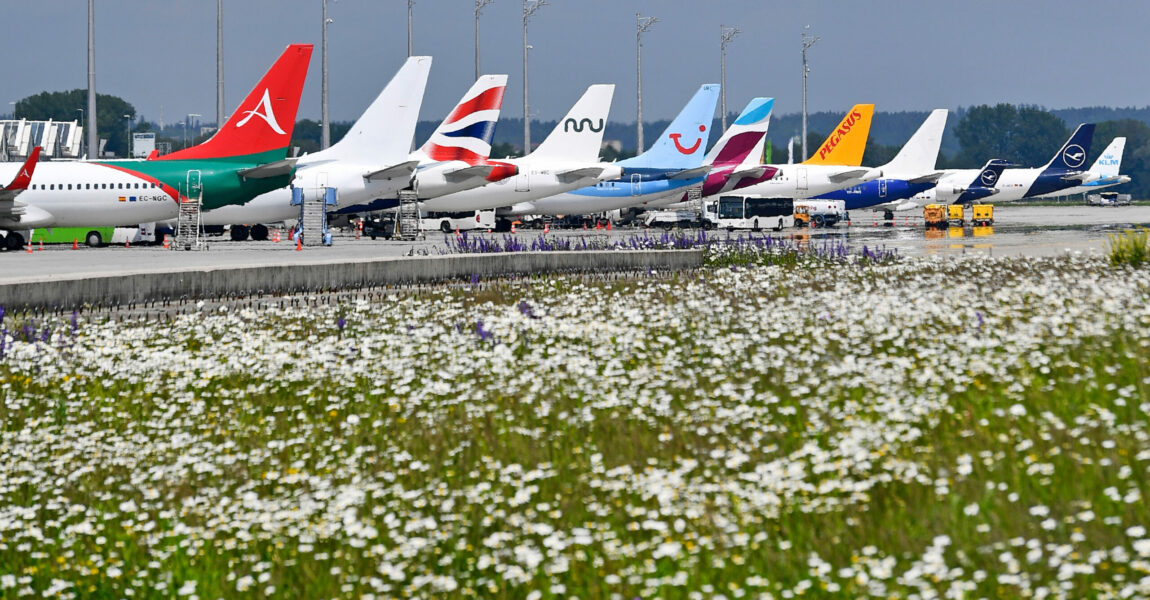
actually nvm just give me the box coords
[802,104,874,166]
[1090,137,1125,177]
[323,56,432,162]
[160,44,313,161]
[1044,123,1095,171]
[622,84,720,169]
[529,84,615,161]
[419,74,507,163]
[703,97,773,167]
[881,109,947,175]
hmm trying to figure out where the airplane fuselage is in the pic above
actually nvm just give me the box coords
[421,158,623,212]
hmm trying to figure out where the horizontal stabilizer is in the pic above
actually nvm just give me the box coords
[907,172,944,184]
[670,165,712,180]
[732,166,771,180]
[556,167,605,182]
[827,168,870,183]
[364,160,421,181]
[443,164,496,183]
[1061,171,1090,181]
[238,157,298,180]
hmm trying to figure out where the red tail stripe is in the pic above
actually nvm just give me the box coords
[425,145,486,164]
[443,87,506,125]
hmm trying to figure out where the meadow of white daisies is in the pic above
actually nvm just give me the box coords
[1,244,1148,599]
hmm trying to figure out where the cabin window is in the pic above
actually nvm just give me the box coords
[50,184,55,190]
[67,184,72,190]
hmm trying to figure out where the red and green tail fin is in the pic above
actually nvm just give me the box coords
[158,43,313,161]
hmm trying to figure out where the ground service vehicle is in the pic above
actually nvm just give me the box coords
[29,226,115,247]
[793,200,847,228]
[948,204,965,226]
[971,204,994,226]
[923,204,947,228]
[713,196,794,231]
[644,209,713,230]
[421,210,496,233]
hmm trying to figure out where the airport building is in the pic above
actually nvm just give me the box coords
[0,119,84,161]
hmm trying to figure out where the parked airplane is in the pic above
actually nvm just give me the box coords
[1035,137,1130,198]
[884,159,1012,213]
[199,55,434,239]
[812,109,948,211]
[643,96,780,208]
[0,43,312,249]
[332,73,519,215]
[904,123,1097,208]
[420,84,622,227]
[695,104,878,204]
[496,84,720,216]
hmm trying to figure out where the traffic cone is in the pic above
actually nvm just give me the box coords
[125,240,130,249]
[162,236,170,250]
[543,222,550,234]
[72,238,79,250]
[26,244,32,254]
[595,221,602,230]
[39,240,44,251]
[273,230,281,243]
[455,227,461,238]
[511,222,517,234]
[606,221,612,231]
[296,237,302,251]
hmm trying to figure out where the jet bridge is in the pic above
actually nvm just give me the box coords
[0,119,83,161]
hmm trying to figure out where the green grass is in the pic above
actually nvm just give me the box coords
[1108,228,1150,267]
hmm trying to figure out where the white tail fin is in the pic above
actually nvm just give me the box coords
[528,84,615,161]
[1090,137,1125,177]
[323,56,432,161]
[881,108,947,175]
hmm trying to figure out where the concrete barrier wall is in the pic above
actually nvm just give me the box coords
[0,250,703,310]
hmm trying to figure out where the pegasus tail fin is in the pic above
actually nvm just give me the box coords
[321,56,432,162]
[801,104,874,166]
[528,84,615,161]
[419,74,507,163]
[623,84,720,169]
[880,109,947,175]
[703,97,773,167]
[159,44,312,162]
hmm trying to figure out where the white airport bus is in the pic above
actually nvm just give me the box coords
[420,209,497,233]
[712,196,794,231]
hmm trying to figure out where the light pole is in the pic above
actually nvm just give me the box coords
[123,114,132,158]
[801,26,820,162]
[87,0,97,161]
[321,0,332,149]
[522,0,547,154]
[720,24,740,132]
[636,12,658,153]
[475,0,494,81]
[7,101,14,120]
[217,0,224,129]
[407,0,415,57]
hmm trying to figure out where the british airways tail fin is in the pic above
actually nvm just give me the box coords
[802,104,874,166]
[419,74,507,163]
[703,97,773,167]
[160,44,312,162]
[1044,123,1095,172]
[321,56,432,162]
[622,84,720,170]
[1090,137,1125,177]
[529,84,615,161]
[880,109,947,175]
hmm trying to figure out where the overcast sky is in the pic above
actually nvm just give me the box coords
[4,1,1149,127]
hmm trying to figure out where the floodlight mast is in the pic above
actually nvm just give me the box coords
[720,25,740,131]
[475,0,494,81]
[636,13,658,153]
[523,0,547,154]
[801,26,820,162]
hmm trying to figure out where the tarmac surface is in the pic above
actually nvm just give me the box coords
[2,205,1149,284]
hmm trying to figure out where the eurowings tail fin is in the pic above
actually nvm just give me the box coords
[1044,123,1095,171]
[622,84,720,170]
[703,97,773,167]
[528,84,615,161]
[322,56,432,162]
[418,74,507,163]
[801,104,874,166]
[159,44,313,161]
[1090,137,1125,177]
[880,109,947,175]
